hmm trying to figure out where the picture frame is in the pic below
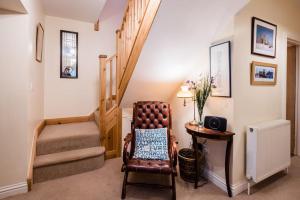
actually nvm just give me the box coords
[36,23,44,62]
[60,30,78,79]
[210,41,231,97]
[251,61,277,85]
[251,17,277,58]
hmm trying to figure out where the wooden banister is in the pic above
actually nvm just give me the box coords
[98,0,161,159]
[117,0,161,104]
[99,54,120,159]
[99,55,107,147]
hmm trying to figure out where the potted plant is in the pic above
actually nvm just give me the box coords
[178,75,211,183]
[195,75,212,126]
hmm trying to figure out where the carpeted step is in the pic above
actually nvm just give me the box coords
[33,146,105,183]
[37,121,100,155]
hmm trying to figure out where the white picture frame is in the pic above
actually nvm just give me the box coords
[210,41,231,97]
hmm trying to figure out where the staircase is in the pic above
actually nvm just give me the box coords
[98,0,161,159]
[33,117,105,183]
[25,0,161,188]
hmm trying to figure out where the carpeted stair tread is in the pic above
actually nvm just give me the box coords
[37,121,100,155]
[38,121,99,142]
[34,146,105,168]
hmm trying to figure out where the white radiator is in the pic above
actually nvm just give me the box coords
[246,119,291,194]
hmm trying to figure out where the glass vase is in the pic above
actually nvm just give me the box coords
[198,110,204,127]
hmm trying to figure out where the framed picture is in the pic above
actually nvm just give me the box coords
[251,61,277,85]
[251,17,277,58]
[60,30,78,79]
[36,23,44,62]
[210,41,231,97]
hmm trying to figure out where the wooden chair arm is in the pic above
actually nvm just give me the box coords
[169,131,178,167]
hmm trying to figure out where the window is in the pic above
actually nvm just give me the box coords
[60,30,78,78]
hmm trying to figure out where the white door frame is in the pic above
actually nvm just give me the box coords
[288,38,300,156]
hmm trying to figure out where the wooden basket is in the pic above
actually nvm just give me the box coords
[178,148,205,183]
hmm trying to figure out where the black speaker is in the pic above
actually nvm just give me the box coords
[204,116,227,132]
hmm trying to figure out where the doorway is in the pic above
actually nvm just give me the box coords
[286,40,299,155]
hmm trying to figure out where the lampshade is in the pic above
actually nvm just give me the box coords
[177,85,193,98]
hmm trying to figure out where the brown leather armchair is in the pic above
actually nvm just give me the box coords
[121,101,178,200]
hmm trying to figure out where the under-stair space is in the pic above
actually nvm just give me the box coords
[97,0,161,161]
[33,120,105,183]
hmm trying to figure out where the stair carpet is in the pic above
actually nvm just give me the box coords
[33,120,105,183]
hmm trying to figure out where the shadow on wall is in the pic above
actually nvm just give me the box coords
[121,80,182,107]
[99,0,127,21]
[121,0,249,110]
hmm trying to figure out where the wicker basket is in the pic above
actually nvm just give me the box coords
[178,148,205,183]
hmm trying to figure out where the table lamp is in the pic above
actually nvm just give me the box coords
[177,83,198,125]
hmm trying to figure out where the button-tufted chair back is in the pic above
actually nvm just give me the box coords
[130,101,172,157]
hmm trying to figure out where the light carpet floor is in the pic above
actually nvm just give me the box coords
[5,157,300,200]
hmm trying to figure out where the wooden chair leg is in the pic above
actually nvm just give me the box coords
[121,171,129,199]
[171,173,176,200]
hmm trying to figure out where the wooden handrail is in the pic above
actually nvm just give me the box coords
[106,54,117,62]
[117,0,161,104]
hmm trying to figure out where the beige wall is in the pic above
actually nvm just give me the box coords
[231,0,300,185]
[0,0,44,190]
[44,14,121,118]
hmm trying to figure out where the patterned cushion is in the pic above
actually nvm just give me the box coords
[133,128,169,160]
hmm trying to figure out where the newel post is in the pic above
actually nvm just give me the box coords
[99,55,107,147]
[116,30,121,105]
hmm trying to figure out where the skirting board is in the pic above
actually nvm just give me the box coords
[0,182,27,199]
[205,169,247,196]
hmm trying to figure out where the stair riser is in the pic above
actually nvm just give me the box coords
[36,135,100,155]
[33,155,104,183]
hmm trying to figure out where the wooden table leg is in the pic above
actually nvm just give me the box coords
[192,135,198,189]
[225,137,233,197]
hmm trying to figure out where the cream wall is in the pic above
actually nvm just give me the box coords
[0,11,29,189]
[26,0,45,173]
[0,0,44,194]
[44,14,121,118]
[231,0,300,185]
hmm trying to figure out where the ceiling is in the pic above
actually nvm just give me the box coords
[0,0,27,14]
[42,0,107,23]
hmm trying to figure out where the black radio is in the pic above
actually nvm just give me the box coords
[204,116,227,132]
